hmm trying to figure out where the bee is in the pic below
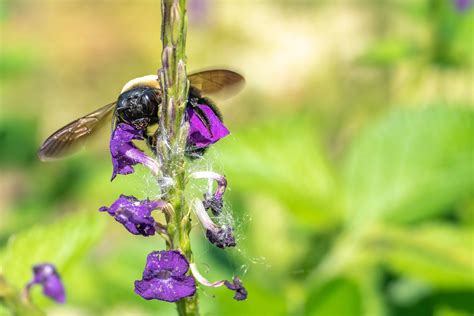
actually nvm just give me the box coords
[38,69,244,161]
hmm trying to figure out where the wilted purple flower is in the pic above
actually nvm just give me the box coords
[99,195,167,236]
[134,250,196,302]
[26,263,65,304]
[224,277,247,301]
[205,226,236,249]
[110,123,160,180]
[193,199,236,248]
[455,0,472,11]
[187,104,230,149]
[189,263,248,301]
[190,171,227,215]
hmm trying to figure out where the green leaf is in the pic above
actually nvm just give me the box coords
[0,211,105,291]
[367,223,474,288]
[343,107,474,225]
[217,116,339,227]
[305,277,362,316]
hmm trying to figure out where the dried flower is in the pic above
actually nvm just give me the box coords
[110,123,160,180]
[192,199,236,248]
[25,263,65,304]
[186,104,230,150]
[189,263,247,301]
[224,277,247,301]
[134,250,196,302]
[190,171,227,215]
[99,195,167,236]
[205,226,236,249]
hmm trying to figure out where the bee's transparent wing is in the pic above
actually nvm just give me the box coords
[38,102,116,161]
[188,69,245,99]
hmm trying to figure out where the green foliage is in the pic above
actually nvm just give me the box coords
[305,278,362,316]
[218,116,339,228]
[369,224,474,289]
[0,211,105,294]
[343,107,474,226]
[0,47,39,79]
[0,117,38,167]
[307,106,474,315]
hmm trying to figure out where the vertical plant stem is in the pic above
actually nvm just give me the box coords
[159,0,198,315]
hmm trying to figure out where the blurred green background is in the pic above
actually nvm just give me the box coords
[0,0,473,315]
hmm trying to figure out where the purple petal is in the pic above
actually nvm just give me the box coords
[135,250,197,302]
[224,277,247,301]
[142,250,190,279]
[206,226,236,249]
[27,263,65,304]
[99,195,166,236]
[134,275,196,302]
[109,123,159,180]
[187,104,230,149]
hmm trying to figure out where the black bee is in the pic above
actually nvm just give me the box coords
[38,69,244,161]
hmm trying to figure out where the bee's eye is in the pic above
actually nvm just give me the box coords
[140,90,159,116]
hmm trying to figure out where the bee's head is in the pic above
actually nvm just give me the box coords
[116,87,160,130]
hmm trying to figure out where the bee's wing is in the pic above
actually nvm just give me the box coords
[188,69,245,99]
[38,102,116,161]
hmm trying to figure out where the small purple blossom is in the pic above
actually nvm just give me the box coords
[26,263,65,304]
[99,195,166,236]
[455,0,472,11]
[187,104,230,149]
[134,250,196,302]
[224,277,248,301]
[110,123,160,180]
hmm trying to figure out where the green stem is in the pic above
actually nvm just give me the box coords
[159,0,198,315]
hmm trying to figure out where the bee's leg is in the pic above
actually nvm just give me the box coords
[146,133,158,155]
[185,146,208,160]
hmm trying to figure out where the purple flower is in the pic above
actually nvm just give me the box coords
[224,277,248,301]
[99,195,166,236]
[186,104,230,149]
[26,263,65,304]
[193,199,236,248]
[455,0,472,11]
[110,123,160,180]
[134,250,196,302]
